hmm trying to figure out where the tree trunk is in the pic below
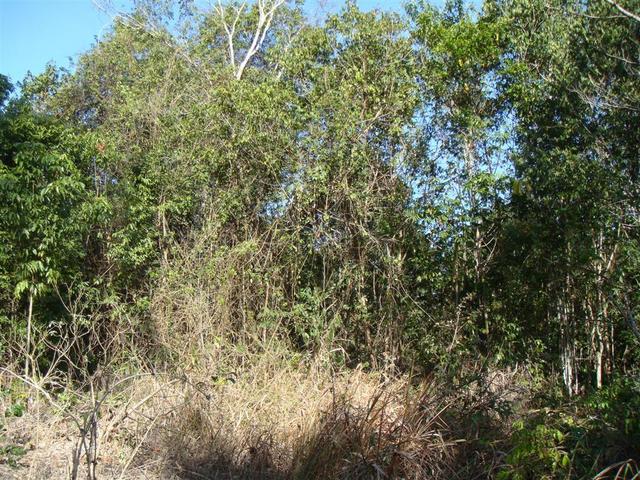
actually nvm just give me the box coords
[595,326,604,389]
[24,290,33,378]
[560,276,577,396]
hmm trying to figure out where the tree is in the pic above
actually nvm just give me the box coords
[0,77,106,375]
[496,0,640,393]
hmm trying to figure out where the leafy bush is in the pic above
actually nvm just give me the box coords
[0,444,27,468]
[499,415,571,480]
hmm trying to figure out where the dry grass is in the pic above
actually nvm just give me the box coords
[143,358,460,479]
[1,350,512,480]
[291,379,458,479]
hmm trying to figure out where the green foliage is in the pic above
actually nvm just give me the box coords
[0,82,109,354]
[500,415,571,480]
[0,74,12,107]
[0,2,639,477]
[0,444,27,468]
[578,377,640,466]
[3,402,25,419]
[498,376,640,479]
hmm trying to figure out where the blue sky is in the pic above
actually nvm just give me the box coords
[1,0,114,84]
[0,0,405,85]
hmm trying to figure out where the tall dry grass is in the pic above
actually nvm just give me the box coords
[1,331,521,480]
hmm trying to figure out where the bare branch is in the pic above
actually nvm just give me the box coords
[235,0,285,80]
[216,1,247,69]
[605,0,640,22]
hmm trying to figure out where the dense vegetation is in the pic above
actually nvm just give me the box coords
[1,0,639,478]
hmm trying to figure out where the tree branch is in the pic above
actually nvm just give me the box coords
[216,1,246,70]
[235,0,285,80]
[605,0,640,23]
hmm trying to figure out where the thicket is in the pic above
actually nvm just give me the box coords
[0,0,639,478]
